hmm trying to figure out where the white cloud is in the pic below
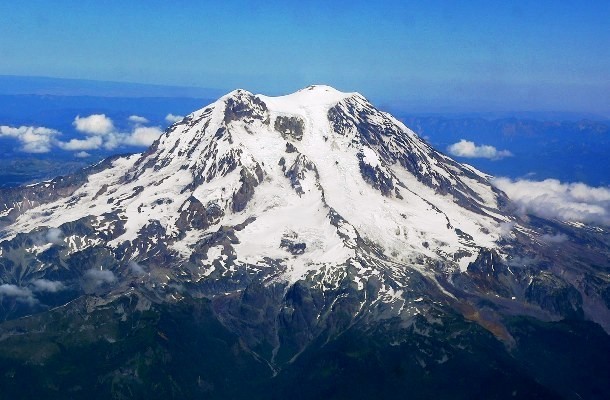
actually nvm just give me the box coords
[75,151,91,158]
[493,178,610,226]
[447,139,512,160]
[0,284,36,305]
[31,279,65,293]
[100,132,122,150]
[0,125,60,153]
[0,279,65,306]
[3,114,163,156]
[129,261,146,275]
[165,113,184,124]
[83,268,117,287]
[45,227,64,245]
[539,233,568,244]
[123,126,163,147]
[128,115,149,124]
[498,221,515,238]
[69,114,162,150]
[58,135,103,151]
[73,114,114,135]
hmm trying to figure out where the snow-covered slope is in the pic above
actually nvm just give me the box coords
[4,85,511,284]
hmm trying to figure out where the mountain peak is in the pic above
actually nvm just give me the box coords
[4,85,511,280]
[220,88,255,100]
[298,84,349,94]
[209,86,364,123]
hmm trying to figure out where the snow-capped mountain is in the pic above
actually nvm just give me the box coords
[2,85,507,278]
[1,86,609,399]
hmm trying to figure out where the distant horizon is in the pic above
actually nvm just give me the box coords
[1,74,609,120]
[2,1,609,117]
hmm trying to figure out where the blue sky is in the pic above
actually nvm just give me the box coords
[1,1,609,114]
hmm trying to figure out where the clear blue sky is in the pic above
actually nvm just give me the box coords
[1,0,609,114]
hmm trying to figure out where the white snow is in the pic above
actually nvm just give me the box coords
[1,85,513,304]
[361,146,381,168]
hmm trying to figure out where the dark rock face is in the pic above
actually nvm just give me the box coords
[232,165,264,212]
[526,272,584,318]
[459,249,519,298]
[224,91,269,125]
[274,116,305,141]
[116,220,176,264]
[283,154,319,196]
[276,282,320,361]
[280,238,306,255]
[176,196,224,232]
[467,249,508,278]
[189,225,240,264]
[210,149,240,180]
[358,156,394,196]
[285,142,298,153]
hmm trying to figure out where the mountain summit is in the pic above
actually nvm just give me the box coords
[4,85,508,275]
[1,86,609,399]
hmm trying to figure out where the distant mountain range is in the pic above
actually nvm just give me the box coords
[402,115,610,186]
[0,75,225,98]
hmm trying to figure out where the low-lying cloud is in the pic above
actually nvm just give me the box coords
[83,268,117,287]
[128,115,149,124]
[73,114,115,135]
[493,178,610,226]
[0,279,66,306]
[58,135,104,151]
[32,279,66,293]
[0,125,60,153]
[1,113,169,155]
[129,261,146,275]
[45,227,64,245]
[539,233,568,244]
[498,221,515,238]
[165,113,184,124]
[0,284,37,305]
[447,139,512,160]
[123,126,164,147]
[69,114,163,151]
[75,151,91,158]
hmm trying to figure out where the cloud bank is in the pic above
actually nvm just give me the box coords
[498,221,515,238]
[58,135,104,151]
[0,279,66,306]
[1,113,169,155]
[70,114,163,151]
[0,125,60,153]
[447,139,512,160]
[32,279,66,293]
[0,284,36,305]
[493,178,610,226]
